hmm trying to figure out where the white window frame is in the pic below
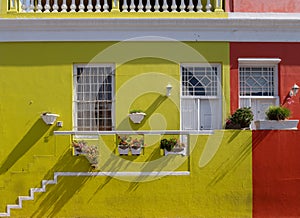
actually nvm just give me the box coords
[238,58,281,107]
[73,64,115,131]
[180,63,222,130]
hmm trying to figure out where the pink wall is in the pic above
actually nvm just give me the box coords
[253,131,300,218]
[230,42,300,121]
[228,0,300,12]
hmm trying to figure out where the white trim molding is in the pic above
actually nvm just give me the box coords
[2,13,300,42]
[238,58,282,65]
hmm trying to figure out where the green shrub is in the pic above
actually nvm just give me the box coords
[266,106,290,120]
[225,107,254,129]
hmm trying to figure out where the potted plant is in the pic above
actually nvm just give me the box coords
[129,109,146,124]
[254,106,299,130]
[160,138,186,156]
[72,141,99,169]
[225,107,254,129]
[130,137,144,155]
[117,135,131,155]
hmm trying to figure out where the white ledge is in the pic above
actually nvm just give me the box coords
[238,58,282,65]
[54,130,214,135]
[2,14,300,42]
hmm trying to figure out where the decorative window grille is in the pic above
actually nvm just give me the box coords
[181,64,222,130]
[182,65,219,97]
[239,66,276,96]
[74,65,114,131]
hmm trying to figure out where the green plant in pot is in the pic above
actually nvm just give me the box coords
[225,107,254,129]
[266,106,290,120]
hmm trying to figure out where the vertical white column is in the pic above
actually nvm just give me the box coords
[179,0,185,12]
[29,0,35,12]
[103,0,109,12]
[187,0,194,12]
[129,0,135,12]
[70,0,77,12]
[61,0,68,12]
[122,0,128,12]
[137,0,144,12]
[95,0,101,11]
[171,0,177,12]
[44,0,51,12]
[206,0,211,12]
[21,0,27,12]
[153,0,159,12]
[196,0,202,12]
[87,0,94,11]
[52,0,59,12]
[79,0,85,11]
[145,0,151,12]
[162,0,168,12]
[36,0,43,12]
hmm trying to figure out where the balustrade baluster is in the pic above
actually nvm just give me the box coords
[214,0,223,12]
[122,0,128,12]
[53,0,59,12]
[129,0,135,11]
[87,0,93,12]
[137,0,144,12]
[44,0,51,12]
[196,0,202,12]
[21,0,27,12]
[36,0,43,12]
[79,0,85,12]
[171,0,177,12]
[103,0,109,12]
[61,0,68,12]
[162,0,168,12]
[206,0,211,12]
[179,0,185,12]
[187,0,194,12]
[29,0,34,12]
[153,0,160,12]
[145,0,151,12]
[70,0,76,12]
[95,0,101,12]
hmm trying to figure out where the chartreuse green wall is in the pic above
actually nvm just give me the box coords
[0,42,243,217]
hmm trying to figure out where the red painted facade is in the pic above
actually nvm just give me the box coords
[230,42,300,123]
[252,131,300,218]
[225,0,300,12]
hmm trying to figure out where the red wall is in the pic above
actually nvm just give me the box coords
[253,131,300,218]
[230,42,300,121]
[228,0,300,12]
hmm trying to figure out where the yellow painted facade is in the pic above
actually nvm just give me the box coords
[0,41,248,217]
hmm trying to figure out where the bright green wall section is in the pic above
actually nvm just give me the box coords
[0,41,230,216]
[9,130,252,217]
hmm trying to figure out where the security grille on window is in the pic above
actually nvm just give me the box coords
[74,65,114,131]
[238,58,280,122]
[239,66,275,96]
[181,64,221,130]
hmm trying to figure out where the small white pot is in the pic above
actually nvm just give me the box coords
[164,147,186,156]
[129,112,146,124]
[118,146,129,155]
[41,113,59,125]
[254,120,299,130]
[131,147,142,155]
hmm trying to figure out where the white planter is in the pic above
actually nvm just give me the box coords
[131,147,142,155]
[254,120,299,130]
[129,112,146,124]
[118,146,129,155]
[164,147,186,156]
[41,113,59,125]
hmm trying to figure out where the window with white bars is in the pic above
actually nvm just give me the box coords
[181,64,222,130]
[182,65,219,96]
[73,65,114,131]
[239,66,276,96]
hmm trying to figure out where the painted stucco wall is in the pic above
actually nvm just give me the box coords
[229,0,300,12]
[0,41,233,217]
[252,130,300,218]
[230,42,300,123]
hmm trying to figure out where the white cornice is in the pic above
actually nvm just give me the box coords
[1,13,300,42]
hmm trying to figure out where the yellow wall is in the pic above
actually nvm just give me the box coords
[0,41,238,217]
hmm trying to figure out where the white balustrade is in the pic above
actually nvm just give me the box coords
[16,0,220,13]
